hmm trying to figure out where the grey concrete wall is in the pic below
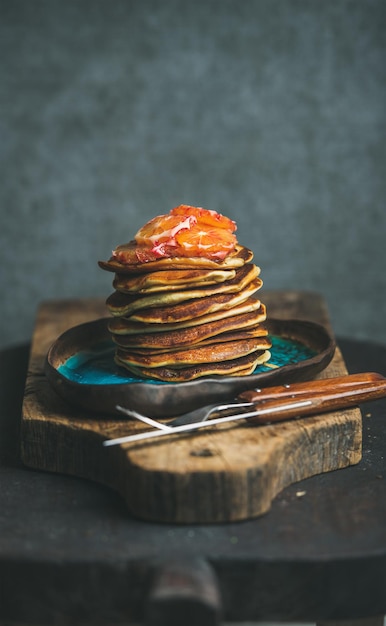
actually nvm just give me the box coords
[1,0,385,349]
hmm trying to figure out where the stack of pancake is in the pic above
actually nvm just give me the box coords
[99,241,271,382]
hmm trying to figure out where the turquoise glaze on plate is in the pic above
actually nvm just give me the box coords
[58,335,317,386]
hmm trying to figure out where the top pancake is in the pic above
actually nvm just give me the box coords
[111,267,237,293]
[99,243,254,274]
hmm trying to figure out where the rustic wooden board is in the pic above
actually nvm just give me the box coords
[21,291,362,524]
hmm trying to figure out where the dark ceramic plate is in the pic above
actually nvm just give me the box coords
[45,317,336,418]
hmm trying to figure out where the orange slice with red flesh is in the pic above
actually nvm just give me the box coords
[170,205,237,232]
[174,223,237,260]
[134,213,197,247]
[130,205,238,262]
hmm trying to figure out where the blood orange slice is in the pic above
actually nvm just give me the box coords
[174,224,237,259]
[171,205,237,232]
[112,242,160,264]
[135,213,197,247]
[116,205,239,263]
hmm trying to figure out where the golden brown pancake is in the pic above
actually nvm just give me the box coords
[98,243,254,274]
[127,292,262,324]
[115,337,271,368]
[112,263,260,298]
[116,349,272,382]
[108,300,266,335]
[117,328,268,353]
[112,268,237,293]
[192,327,268,346]
[111,310,268,349]
[107,277,262,319]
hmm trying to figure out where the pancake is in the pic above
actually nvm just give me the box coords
[111,268,237,293]
[108,300,266,335]
[127,291,262,324]
[107,276,262,319]
[116,350,272,382]
[115,336,271,368]
[112,262,260,298]
[117,328,269,353]
[111,310,268,349]
[98,243,254,274]
[188,327,268,346]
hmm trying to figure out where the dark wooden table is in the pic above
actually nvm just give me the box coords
[1,331,386,625]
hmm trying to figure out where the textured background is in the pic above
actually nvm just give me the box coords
[1,0,385,350]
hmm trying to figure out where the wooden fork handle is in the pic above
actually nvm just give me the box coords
[239,372,386,403]
[239,372,386,425]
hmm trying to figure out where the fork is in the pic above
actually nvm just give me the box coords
[103,372,386,446]
[121,372,386,428]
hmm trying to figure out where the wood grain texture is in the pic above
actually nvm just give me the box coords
[21,291,362,523]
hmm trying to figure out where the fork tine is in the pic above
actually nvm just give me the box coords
[116,405,172,431]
